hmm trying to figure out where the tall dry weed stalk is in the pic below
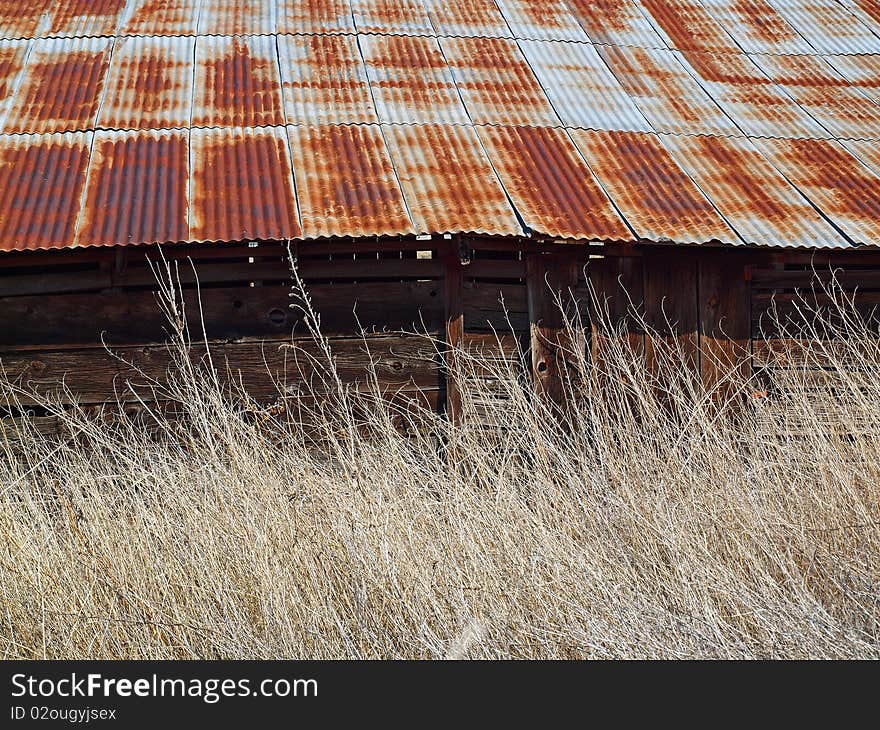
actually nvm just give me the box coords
[0,261,877,658]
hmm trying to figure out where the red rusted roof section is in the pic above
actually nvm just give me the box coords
[98,35,194,130]
[77,129,189,247]
[190,126,301,243]
[193,35,285,128]
[840,138,880,178]
[440,36,559,126]
[750,53,880,140]
[0,132,91,250]
[566,0,669,48]
[753,136,880,246]
[351,0,434,35]
[382,123,521,236]
[842,0,880,35]
[700,0,816,53]
[660,133,849,248]
[766,0,880,54]
[477,125,632,241]
[2,36,112,134]
[198,0,276,35]
[361,34,469,124]
[118,0,201,36]
[494,0,590,42]
[0,39,28,121]
[638,0,742,52]
[598,45,740,136]
[0,0,53,40]
[288,124,412,239]
[44,0,126,37]
[570,129,738,245]
[424,0,512,37]
[277,0,356,34]
[825,54,880,104]
[278,33,377,125]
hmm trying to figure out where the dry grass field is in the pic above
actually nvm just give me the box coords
[0,277,878,659]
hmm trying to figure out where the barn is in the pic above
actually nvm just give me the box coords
[1,0,879,426]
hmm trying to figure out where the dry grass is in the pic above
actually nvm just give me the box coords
[0,268,878,659]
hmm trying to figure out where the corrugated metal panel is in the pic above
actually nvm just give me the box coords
[278,33,377,125]
[677,50,831,139]
[753,136,880,246]
[2,36,113,134]
[825,54,880,105]
[766,0,880,54]
[77,128,189,247]
[565,0,670,49]
[351,0,434,36]
[699,0,816,54]
[276,0,356,34]
[598,44,742,137]
[360,34,469,125]
[638,0,742,52]
[840,0,880,36]
[0,131,91,250]
[569,129,739,245]
[288,123,412,239]
[518,39,651,132]
[190,126,301,243]
[197,0,275,36]
[493,0,590,42]
[382,123,521,236]
[440,36,559,126]
[840,138,880,178]
[476,125,632,241]
[660,133,849,248]
[192,35,285,128]
[98,35,195,130]
[43,0,126,38]
[0,1,53,40]
[118,0,201,36]
[750,53,880,140]
[0,39,30,124]
[424,0,512,38]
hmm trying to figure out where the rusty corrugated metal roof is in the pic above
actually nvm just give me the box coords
[192,35,285,128]
[753,136,880,246]
[598,44,740,136]
[569,129,740,245]
[278,33,377,126]
[382,123,520,236]
[0,131,91,250]
[0,0,878,253]
[440,35,559,126]
[476,125,632,241]
[287,123,412,239]
[518,40,651,132]
[660,133,849,248]
[98,35,194,130]
[76,128,189,247]
[190,125,301,243]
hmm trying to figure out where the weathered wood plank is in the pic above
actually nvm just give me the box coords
[444,245,465,425]
[588,254,645,364]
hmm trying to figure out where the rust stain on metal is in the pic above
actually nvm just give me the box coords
[382,123,520,236]
[565,0,670,48]
[766,0,880,54]
[278,33,377,125]
[351,0,434,35]
[98,35,194,130]
[0,40,28,110]
[193,35,285,128]
[45,0,127,37]
[288,124,412,239]
[198,0,276,36]
[660,133,848,248]
[570,129,738,244]
[825,54,880,104]
[440,36,559,126]
[425,0,512,37]
[77,129,189,247]
[494,0,589,41]
[118,0,201,36]
[3,37,112,134]
[276,0,356,34]
[360,34,469,124]
[477,125,631,241]
[639,0,742,51]
[700,0,816,53]
[753,136,880,245]
[190,126,301,243]
[0,1,53,39]
[0,132,91,251]
[598,45,740,136]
